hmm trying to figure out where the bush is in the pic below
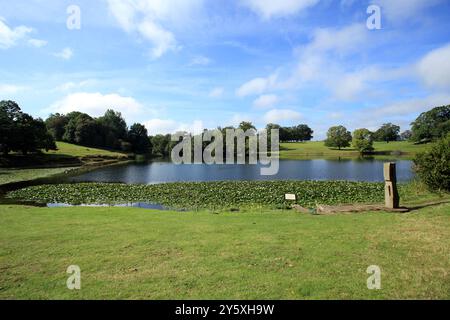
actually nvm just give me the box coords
[413,134,450,191]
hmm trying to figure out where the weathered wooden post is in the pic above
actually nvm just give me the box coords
[384,162,400,209]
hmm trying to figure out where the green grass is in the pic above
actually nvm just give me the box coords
[0,142,128,185]
[280,141,432,159]
[46,142,127,158]
[0,203,449,299]
[0,167,78,186]
[7,181,389,209]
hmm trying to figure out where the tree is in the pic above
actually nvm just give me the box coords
[63,113,96,145]
[352,128,374,153]
[128,123,151,154]
[374,123,400,143]
[238,121,256,132]
[45,113,68,141]
[400,130,412,141]
[151,134,171,157]
[414,133,450,191]
[324,126,352,150]
[411,105,450,142]
[0,100,22,155]
[97,110,128,149]
[0,100,56,155]
[291,124,313,142]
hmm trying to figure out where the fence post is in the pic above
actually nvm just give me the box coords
[384,162,400,209]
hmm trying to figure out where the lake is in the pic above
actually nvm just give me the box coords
[69,159,415,184]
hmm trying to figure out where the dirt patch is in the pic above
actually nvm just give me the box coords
[292,200,450,215]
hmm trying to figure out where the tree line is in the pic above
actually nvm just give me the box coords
[1,100,449,157]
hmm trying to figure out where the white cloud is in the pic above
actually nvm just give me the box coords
[137,20,178,58]
[27,38,47,48]
[144,118,204,135]
[0,18,33,49]
[240,0,320,19]
[189,55,212,66]
[372,94,450,118]
[236,73,278,97]
[263,109,302,123]
[373,0,442,21]
[106,0,203,58]
[209,87,224,98]
[253,94,279,108]
[0,84,26,95]
[417,43,450,90]
[54,47,73,60]
[48,92,145,119]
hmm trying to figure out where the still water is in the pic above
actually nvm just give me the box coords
[69,159,414,184]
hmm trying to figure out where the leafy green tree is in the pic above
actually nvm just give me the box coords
[352,128,374,153]
[0,100,56,155]
[63,113,94,145]
[128,123,151,154]
[411,105,450,142]
[151,134,172,157]
[414,133,450,191]
[97,110,128,149]
[45,113,68,141]
[374,123,400,143]
[238,121,256,132]
[0,100,22,155]
[291,124,313,142]
[324,126,352,150]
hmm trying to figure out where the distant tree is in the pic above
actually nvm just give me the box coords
[411,105,450,142]
[151,134,171,157]
[238,121,256,132]
[291,124,313,142]
[63,113,94,145]
[97,110,128,149]
[279,127,292,142]
[352,128,374,153]
[45,113,68,141]
[374,123,400,143]
[400,130,412,141]
[324,126,352,150]
[128,123,151,154]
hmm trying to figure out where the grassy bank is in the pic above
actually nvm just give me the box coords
[45,142,128,159]
[0,167,78,186]
[0,203,449,299]
[280,141,432,159]
[0,142,129,186]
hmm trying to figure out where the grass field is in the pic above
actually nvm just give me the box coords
[0,142,128,186]
[0,167,78,186]
[46,142,128,158]
[280,141,432,159]
[0,202,449,300]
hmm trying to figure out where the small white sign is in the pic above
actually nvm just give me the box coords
[285,194,296,201]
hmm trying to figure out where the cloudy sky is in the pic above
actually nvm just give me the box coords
[0,0,449,138]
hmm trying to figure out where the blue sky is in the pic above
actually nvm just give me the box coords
[0,0,449,139]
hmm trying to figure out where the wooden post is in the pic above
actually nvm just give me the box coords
[384,162,400,209]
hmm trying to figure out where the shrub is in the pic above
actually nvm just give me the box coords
[413,134,450,191]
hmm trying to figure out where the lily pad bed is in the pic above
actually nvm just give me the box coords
[6,181,389,210]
